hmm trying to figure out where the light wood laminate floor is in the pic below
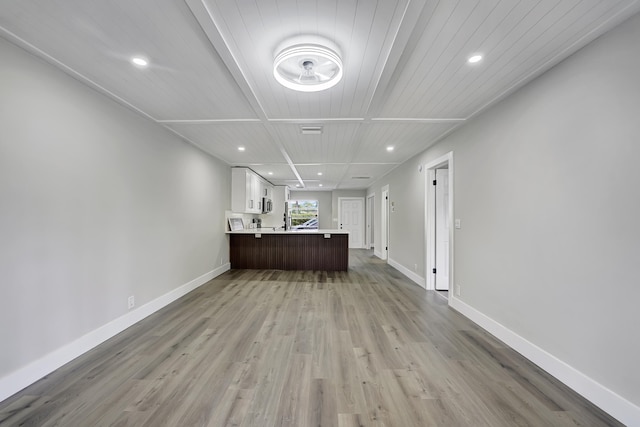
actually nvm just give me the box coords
[0,250,621,426]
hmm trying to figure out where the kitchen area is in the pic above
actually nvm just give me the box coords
[226,167,349,271]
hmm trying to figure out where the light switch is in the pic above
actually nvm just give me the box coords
[454,219,461,229]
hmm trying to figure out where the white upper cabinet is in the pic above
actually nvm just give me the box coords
[231,168,274,214]
[232,168,261,213]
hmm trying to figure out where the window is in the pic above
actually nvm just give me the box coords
[289,200,319,229]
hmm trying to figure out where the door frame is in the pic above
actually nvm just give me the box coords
[424,152,454,294]
[380,185,389,260]
[366,194,375,249]
[338,197,365,249]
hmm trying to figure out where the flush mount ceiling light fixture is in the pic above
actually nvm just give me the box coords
[131,56,149,68]
[273,44,343,92]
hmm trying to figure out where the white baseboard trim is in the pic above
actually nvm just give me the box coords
[387,257,425,288]
[448,297,640,426]
[0,263,230,403]
[373,250,383,259]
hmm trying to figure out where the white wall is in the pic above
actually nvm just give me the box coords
[0,38,230,398]
[368,12,640,424]
[368,160,429,277]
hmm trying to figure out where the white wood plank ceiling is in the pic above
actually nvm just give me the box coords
[1,0,639,190]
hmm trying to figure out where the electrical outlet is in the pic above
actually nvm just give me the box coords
[128,295,135,309]
[455,284,461,297]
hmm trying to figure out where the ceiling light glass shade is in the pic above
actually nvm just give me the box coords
[131,56,148,67]
[273,44,343,92]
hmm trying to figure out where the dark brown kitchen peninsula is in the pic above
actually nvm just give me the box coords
[228,229,349,271]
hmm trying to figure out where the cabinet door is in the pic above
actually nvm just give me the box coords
[251,173,261,213]
[232,168,252,213]
[257,178,265,211]
[264,185,273,199]
[245,171,253,211]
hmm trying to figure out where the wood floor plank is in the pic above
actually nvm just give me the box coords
[273,353,312,426]
[307,378,338,427]
[206,388,253,427]
[0,250,624,426]
[239,336,294,427]
[334,331,366,415]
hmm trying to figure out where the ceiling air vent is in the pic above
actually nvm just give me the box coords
[351,176,371,180]
[300,125,323,135]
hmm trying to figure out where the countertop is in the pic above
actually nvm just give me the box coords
[226,228,348,235]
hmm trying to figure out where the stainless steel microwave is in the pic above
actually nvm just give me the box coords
[262,197,272,214]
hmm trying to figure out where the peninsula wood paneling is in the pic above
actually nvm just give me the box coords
[230,233,348,271]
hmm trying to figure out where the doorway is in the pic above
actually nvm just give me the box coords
[381,185,389,260]
[434,168,449,291]
[366,194,375,249]
[425,152,454,297]
[339,197,365,248]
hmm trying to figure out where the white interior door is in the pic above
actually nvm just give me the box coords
[340,198,364,248]
[366,195,374,249]
[381,187,389,259]
[435,169,450,290]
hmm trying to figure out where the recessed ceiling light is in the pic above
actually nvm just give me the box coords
[238,146,245,151]
[386,146,394,152]
[274,44,343,92]
[319,184,323,187]
[317,172,323,176]
[131,56,148,67]
[468,54,483,64]
[268,171,274,175]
